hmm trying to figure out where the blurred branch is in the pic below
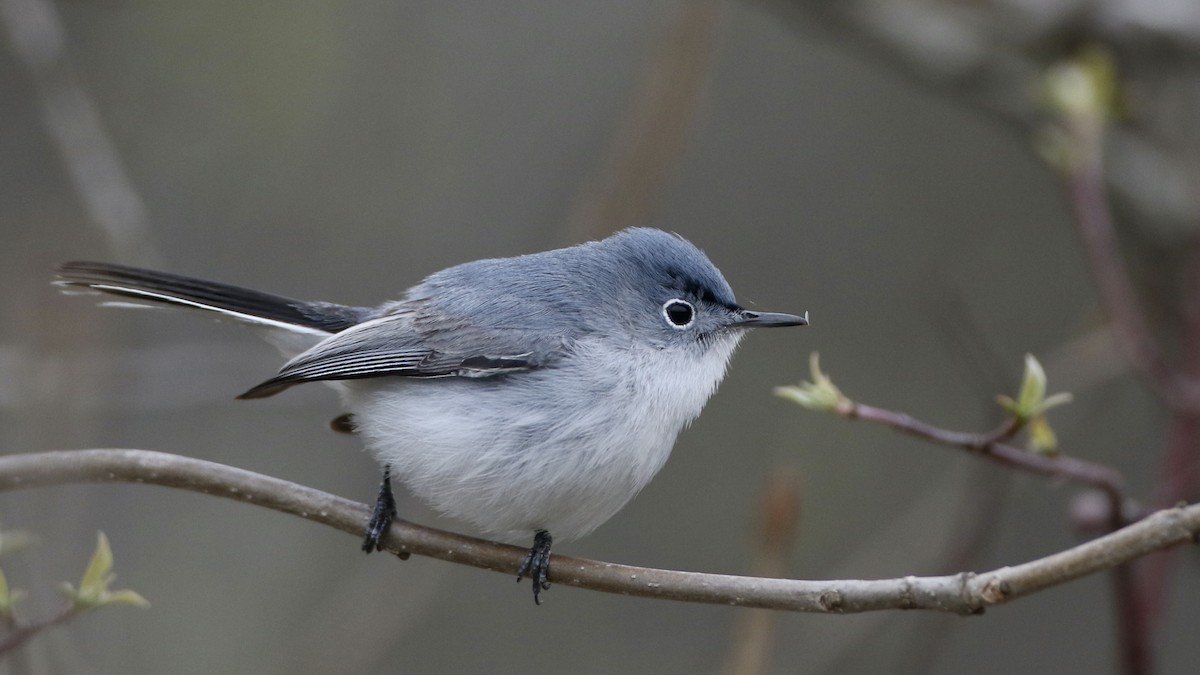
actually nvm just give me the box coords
[0,604,74,657]
[0,0,159,263]
[1044,49,1200,675]
[563,0,721,242]
[761,0,1200,230]
[1135,243,1200,651]
[723,471,802,675]
[0,450,1196,614]
[1068,134,1200,669]
[1057,72,1200,413]
[758,4,1200,672]
[897,463,1013,673]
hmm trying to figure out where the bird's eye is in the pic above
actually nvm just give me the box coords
[662,299,695,329]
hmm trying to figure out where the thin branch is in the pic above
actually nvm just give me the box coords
[1058,85,1191,675]
[1064,132,1193,412]
[840,401,1127,524]
[0,450,1196,614]
[0,604,76,656]
[781,356,1145,669]
[1136,240,1200,653]
[822,390,1146,671]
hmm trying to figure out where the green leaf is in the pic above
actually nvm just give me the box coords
[65,532,149,611]
[1028,415,1061,456]
[1017,354,1047,414]
[997,354,1073,423]
[102,589,150,609]
[774,353,847,412]
[0,568,25,618]
[1039,392,1074,412]
[0,530,33,557]
[1043,46,1119,123]
[78,532,114,604]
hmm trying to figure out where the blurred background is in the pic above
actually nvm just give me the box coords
[2,1,1197,673]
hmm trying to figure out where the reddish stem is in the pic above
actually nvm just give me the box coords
[1066,151,1179,407]
[846,395,1146,671]
[1137,240,1200,643]
[844,402,1126,515]
[0,605,77,656]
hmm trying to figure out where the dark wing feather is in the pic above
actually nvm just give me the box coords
[237,310,557,399]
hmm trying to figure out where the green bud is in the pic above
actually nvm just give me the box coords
[996,354,1072,423]
[0,567,25,619]
[775,353,847,412]
[1042,46,1119,124]
[1028,415,1061,456]
[63,533,148,611]
[1018,353,1047,414]
[0,530,33,557]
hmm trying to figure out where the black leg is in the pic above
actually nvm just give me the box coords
[516,529,553,605]
[362,465,397,553]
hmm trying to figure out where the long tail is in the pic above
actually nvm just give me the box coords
[55,261,370,334]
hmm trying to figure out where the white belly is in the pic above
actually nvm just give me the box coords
[341,336,741,543]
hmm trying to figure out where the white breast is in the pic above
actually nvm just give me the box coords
[341,334,743,543]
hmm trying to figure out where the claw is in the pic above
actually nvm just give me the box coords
[515,530,553,605]
[362,466,397,553]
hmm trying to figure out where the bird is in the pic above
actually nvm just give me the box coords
[55,227,807,603]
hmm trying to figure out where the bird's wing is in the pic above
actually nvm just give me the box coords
[237,308,565,399]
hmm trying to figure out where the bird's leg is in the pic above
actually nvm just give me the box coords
[362,465,397,553]
[516,529,553,605]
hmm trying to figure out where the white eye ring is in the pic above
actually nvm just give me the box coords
[662,299,695,329]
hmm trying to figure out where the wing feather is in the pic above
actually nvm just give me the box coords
[238,309,561,399]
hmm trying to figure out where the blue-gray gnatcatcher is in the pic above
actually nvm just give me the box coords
[56,228,807,603]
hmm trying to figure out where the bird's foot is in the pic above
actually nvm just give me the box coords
[516,530,553,605]
[362,465,397,553]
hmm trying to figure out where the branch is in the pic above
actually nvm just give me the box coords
[778,357,1130,527]
[843,401,1128,525]
[780,358,1150,670]
[0,605,75,656]
[1062,122,1200,413]
[0,450,1196,614]
[723,471,802,675]
[1050,58,1197,674]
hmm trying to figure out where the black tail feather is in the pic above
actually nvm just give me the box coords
[56,261,368,333]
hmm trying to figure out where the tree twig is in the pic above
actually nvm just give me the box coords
[808,382,1146,670]
[1055,71,1192,675]
[0,604,76,656]
[0,449,1195,614]
[839,401,1128,523]
[1134,239,1200,662]
[1063,130,1195,413]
